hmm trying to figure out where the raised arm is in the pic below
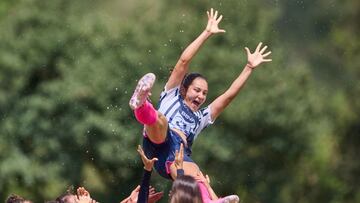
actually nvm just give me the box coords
[194,172,219,200]
[210,42,272,120]
[136,145,159,203]
[165,8,225,90]
[174,143,184,177]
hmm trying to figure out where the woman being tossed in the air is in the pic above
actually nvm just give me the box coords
[129,8,272,203]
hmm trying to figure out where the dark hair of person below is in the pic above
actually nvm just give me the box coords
[51,186,76,203]
[169,175,203,203]
[6,194,26,203]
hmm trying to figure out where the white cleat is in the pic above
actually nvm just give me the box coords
[129,73,156,110]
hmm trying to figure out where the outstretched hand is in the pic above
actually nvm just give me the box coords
[206,8,226,34]
[137,145,158,171]
[120,185,140,203]
[120,185,163,203]
[76,187,97,203]
[195,171,211,187]
[174,143,184,170]
[245,42,272,69]
[148,186,164,203]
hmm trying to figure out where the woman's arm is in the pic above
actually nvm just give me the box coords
[136,145,158,203]
[165,8,225,90]
[205,175,219,200]
[210,42,272,120]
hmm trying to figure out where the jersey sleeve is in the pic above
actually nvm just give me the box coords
[158,86,180,107]
[201,106,214,127]
[194,106,214,139]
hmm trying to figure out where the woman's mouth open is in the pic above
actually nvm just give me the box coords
[192,100,201,108]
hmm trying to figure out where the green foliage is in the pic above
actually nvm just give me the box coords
[0,0,359,203]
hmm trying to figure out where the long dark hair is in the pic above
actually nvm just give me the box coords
[180,72,207,98]
[169,175,203,203]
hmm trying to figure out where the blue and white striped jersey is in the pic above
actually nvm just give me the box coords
[157,86,214,147]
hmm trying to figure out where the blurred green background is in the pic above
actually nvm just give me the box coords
[0,0,359,202]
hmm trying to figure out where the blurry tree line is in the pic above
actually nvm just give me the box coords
[0,0,359,202]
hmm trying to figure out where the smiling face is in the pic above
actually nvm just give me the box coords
[183,77,208,111]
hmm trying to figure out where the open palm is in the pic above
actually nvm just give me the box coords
[137,145,158,171]
[206,8,226,34]
[245,42,272,68]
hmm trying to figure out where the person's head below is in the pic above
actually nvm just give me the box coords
[169,175,203,203]
[53,187,78,203]
[51,186,97,203]
[6,194,32,203]
[180,72,208,112]
[54,193,78,203]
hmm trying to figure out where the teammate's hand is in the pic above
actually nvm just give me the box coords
[137,145,158,171]
[175,143,184,170]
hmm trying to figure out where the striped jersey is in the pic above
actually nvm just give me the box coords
[157,86,214,148]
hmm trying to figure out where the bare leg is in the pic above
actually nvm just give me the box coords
[144,112,168,143]
[129,73,168,143]
[169,161,201,180]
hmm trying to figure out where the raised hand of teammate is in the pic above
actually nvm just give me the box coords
[175,143,184,170]
[148,186,164,203]
[195,171,211,188]
[137,145,158,171]
[76,187,97,203]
